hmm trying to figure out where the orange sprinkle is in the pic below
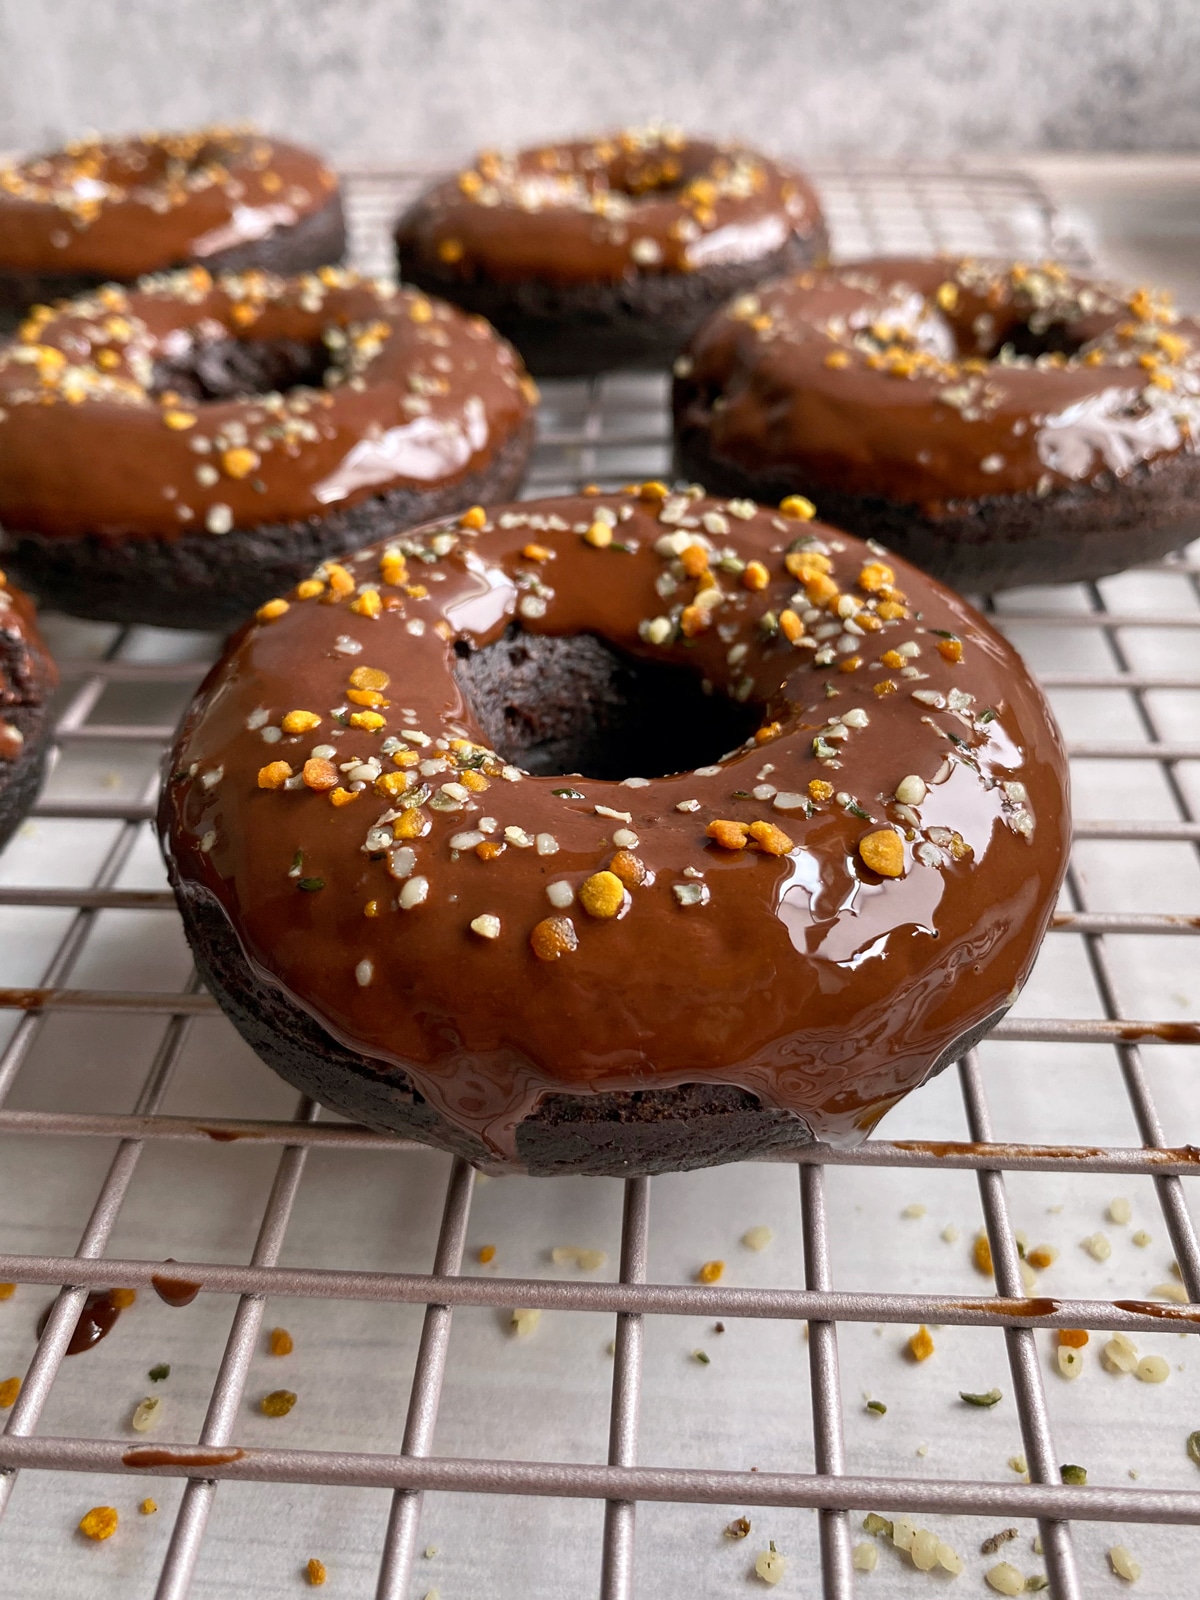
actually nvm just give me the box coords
[530,915,579,961]
[747,820,793,856]
[755,722,782,744]
[221,447,259,480]
[257,760,292,789]
[873,679,898,697]
[838,655,861,674]
[109,1288,136,1310]
[0,1377,19,1408]
[706,819,749,850]
[785,548,832,578]
[324,564,355,598]
[260,1389,297,1418]
[347,688,386,708]
[140,1499,157,1515]
[477,1245,497,1265]
[824,349,851,369]
[162,409,196,431]
[638,480,669,501]
[350,588,382,620]
[295,578,325,601]
[329,786,358,807]
[379,555,407,585]
[0,1283,14,1300]
[1057,1329,1089,1349]
[459,504,488,530]
[680,543,710,578]
[307,1558,327,1588]
[523,543,552,562]
[349,710,386,731]
[679,604,710,638]
[609,849,647,887]
[437,237,465,264]
[876,599,908,621]
[476,839,505,861]
[696,1260,725,1284]
[804,571,839,607]
[808,779,834,802]
[937,637,964,664]
[579,870,626,919]
[375,771,411,799]
[880,649,906,669]
[392,809,430,840]
[349,666,390,691]
[79,1506,119,1541]
[858,828,905,878]
[779,494,816,521]
[363,900,381,918]
[973,1233,994,1277]
[269,1327,294,1357]
[858,561,895,594]
[908,1325,935,1362]
[281,709,321,734]
[779,609,804,644]
[742,560,769,591]
[255,598,288,622]
[302,757,339,791]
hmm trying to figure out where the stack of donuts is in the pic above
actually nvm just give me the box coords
[5,115,1188,1173]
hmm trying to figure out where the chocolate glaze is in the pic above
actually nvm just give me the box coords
[674,257,1200,508]
[151,1263,202,1307]
[0,129,338,279]
[0,572,55,762]
[396,130,824,289]
[159,490,1070,1166]
[38,1288,126,1354]
[0,269,535,543]
[122,1446,245,1470]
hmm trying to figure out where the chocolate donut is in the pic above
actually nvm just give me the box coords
[0,128,346,332]
[395,128,827,378]
[0,572,56,851]
[159,487,1070,1176]
[674,257,1200,591]
[0,269,536,631]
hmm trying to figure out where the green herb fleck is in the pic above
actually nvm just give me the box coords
[930,628,959,640]
[1060,1463,1087,1485]
[845,803,872,820]
[1026,1578,1050,1592]
[978,708,998,723]
[865,1399,887,1415]
[732,790,751,799]
[148,1363,170,1383]
[862,1513,893,1538]
[960,1387,1003,1408]
[298,877,325,892]
[692,1348,711,1365]
[1189,1431,1200,1468]
[332,710,349,726]
[552,787,585,800]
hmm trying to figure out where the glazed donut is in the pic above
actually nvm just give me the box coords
[395,127,826,377]
[0,127,345,332]
[674,257,1200,590]
[0,572,56,852]
[159,487,1070,1176]
[0,268,536,630]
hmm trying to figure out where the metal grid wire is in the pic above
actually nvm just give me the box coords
[0,163,1197,1599]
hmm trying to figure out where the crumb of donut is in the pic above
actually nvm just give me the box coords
[78,1506,118,1541]
[696,1260,724,1284]
[907,1325,935,1362]
[1081,1232,1111,1261]
[269,1327,294,1357]
[754,1543,786,1583]
[470,914,502,939]
[510,1308,541,1337]
[742,1226,772,1251]
[260,1389,297,1417]
[256,598,289,622]
[1108,1545,1141,1583]
[858,829,905,877]
[530,916,578,960]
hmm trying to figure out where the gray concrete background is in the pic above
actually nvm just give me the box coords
[0,0,1197,164]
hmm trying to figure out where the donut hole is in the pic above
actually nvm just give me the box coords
[454,626,761,780]
[976,318,1089,364]
[150,335,332,403]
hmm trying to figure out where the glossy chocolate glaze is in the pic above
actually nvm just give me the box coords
[0,270,535,543]
[160,491,1070,1163]
[0,572,56,762]
[0,129,338,278]
[674,257,1200,510]
[37,1288,128,1354]
[396,129,824,289]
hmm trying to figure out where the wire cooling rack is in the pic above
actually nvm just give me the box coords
[0,163,1197,1600]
